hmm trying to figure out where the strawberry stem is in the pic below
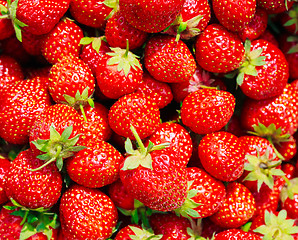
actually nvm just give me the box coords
[20,210,29,225]
[124,39,129,58]
[130,125,146,155]
[79,104,88,122]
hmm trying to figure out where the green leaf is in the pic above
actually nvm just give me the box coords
[3,205,18,210]
[0,4,8,15]
[37,153,51,161]
[140,155,153,170]
[131,209,139,224]
[244,39,252,54]
[10,210,26,218]
[87,98,94,108]
[81,87,89,100]
[60,125,73,142]
[288,44,298,54]
[284,19,296,27]
[13,22,22,42]
[63,94,76,106]
[80,37,93,45]
[125,138,135,155]
[56,157,63,171]
[92,37,102,53]
[49,124,61,142]
[236,72,244,85]
[19,223,37,240]
[122,156,142,170]
[14,18,27,27]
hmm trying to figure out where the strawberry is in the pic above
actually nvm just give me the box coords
[275,136,297,161]
[0,0,14,40]
[16,0,70,35]
[59,184,118,240]
[195,23,245,73]
[115,225,162,240]
[237,39,289,100]
[146,122,193,168]
[119,0,184,33]
[180,89,235,135]
[49,55,95,107]
[108,92,160,140]
[250,210,298,238]
[241,81,298,137]
[0,202,59,240]
[212,0,256,32]
[279,34,298,80]
[280,177,298,220]
[164,0,211,40]
[280,4,298,35]
[5,149,62,209]
[198,131,245,182]
[69,0,117,29]
[108,179,135,211]
[174,167,226,219]
[29,104,85,171]
[41,18,84,64]
[0,78,51,145]
[21,29,43,56]
[150,213,203,239]
[119,126,188,212]
[0,54,24,89]
[223,115,245,137]
[135,72,173,109]
[209,182,256,228]
[144,35,196,83]
[258,29,279,47]
[105,11,149,50]
[0,155,10,205]
[79,102,112,142]
[257,0,294,14]
[66,138,124,188]
[214,229,262,240]
[80,36,110,75]
[237,8,268,42]
[95,43,143,99]
[170,65,226,103]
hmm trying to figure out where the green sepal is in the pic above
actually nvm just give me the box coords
[80,37,93,45]
[129,226,163,240]
[280,178,298,202]
[107,43,142,76]
[63,87,94,111]
[288,43,298,54]
[0,4,8,15]
[103,0,119,20]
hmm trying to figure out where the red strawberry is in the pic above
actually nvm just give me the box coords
[108,92,160,140]
[198,131,245,182]
[49,55,95,106]
[214,229,262,240]
[257,0,294,14]
[105,11,148,50]
[59,184,118,240]
[79,102,112,142]
[280,178,298,220]
[0,0,14,40]
[66,138,123,188]
[195,23,245,73]
[238,7,268,42]
[180,89,235,135]
[174,167,226,219]
[80,36,110,75]
[108,179,135,210]
[41,18,84,64]
[69,0,116,29]
[213,0,256,32]
[0,78,51,145]
[21,30,43,56]
[171,65,226,103]
[223,115,245,137]
[119,126,187,212]
[241,81,298,136]
[114,224,160,240]
[147,122,193,168]
[0,155,10,205]
[0,203,59,240]
[5,149,62,209]
[237,39,289,100]
[16,0,70,35]
[119,0,185,33]
[164,0,211,40]
[275,136,297,161]
[0,55,24,90]
[209,182,256,228]
[135,72,173,109]
[29,104,85,171]
[150,213,197,239]
[95,44,143,99]
[144,35,196,83]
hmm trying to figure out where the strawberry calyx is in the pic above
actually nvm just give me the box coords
[236,39,267,86]
[183,70,218,93]
[128,225,163,240]
[284,4,298,34]
[30,124,86,171]
[280,177,298,202]
[3,198,59,240]
[107,40,142,76]
[80,36,106,54]
[63,87,95,122]
[249,123,291,160]
[0,0,27,42]
[186,219,209,240]
[243,146,285,191]
[121,125,170,171]
[253,210,298,238]
[287,35,298,54]
[103,0,119,20]
[174,181,201,220]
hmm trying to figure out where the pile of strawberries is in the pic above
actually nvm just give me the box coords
[0,0,298,239]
